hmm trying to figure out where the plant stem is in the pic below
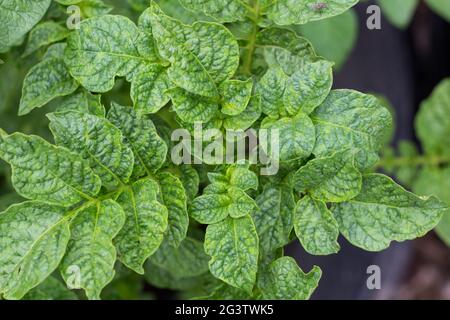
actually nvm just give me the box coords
[242,1,261,76]
[375,154,450,169]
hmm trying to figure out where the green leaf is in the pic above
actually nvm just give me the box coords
[220,79,253,116]
[416,78,450,157]
[226,165,258,191]
[131,64,172,114]
[108,103,168,177]
[60,199,125,300]
[265,0,358,25]
[223,95,262,130]
[148,3,240,98]
[293,150,362,202]
[179,0,250,23]
[24,276,78,300]
[19,58,79,115]
[173,165,200,200]
[150,237,209,278]
[413,167,450,246]
[295,9,358,69]
[0,0,52,52]
[77,0,113,18]
[48,111,134,189]
[0,201,70,300]
[191,187,256,224]
[65,14,154,92]
[0,133,101,206]
[169,88,219,123]
[157,172,189,247]
[311,90,392,169]
[294,195,340,255]
[333,174,448,251]
[43,43,66,60]
[255,28,316,76]
[257,66,289,118]
[261,112,315,162]
[204,215,259,293]
[22,21,69,57]
[426,0,450,23]
[261,256,321,300]
[57,88,105,117]
[251,185,294,254]
[378,0,419,29]
[115,178,168,274]
[285,59,334,115]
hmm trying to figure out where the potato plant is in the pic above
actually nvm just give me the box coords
[0,0,448,300]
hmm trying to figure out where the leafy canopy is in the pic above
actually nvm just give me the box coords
[0,0,448,300]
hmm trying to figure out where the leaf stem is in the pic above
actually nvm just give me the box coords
[242,1,261,76]
[375,154,450,169]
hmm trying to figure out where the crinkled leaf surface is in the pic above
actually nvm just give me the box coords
[220,79,253,116]
[150,237,209,278]
[48,111,134,189]
[0,133,101,206]
[157,172,189,247]
[22,21,69,57]
[131,64,172,114]
[294,195,340,255]
[223,95,262,130]
[57,89,105,117]
[179,0,250,23]
[261,112,315,162]
[261,256,321,300]
[191,187,256,224]
[311,90,392,169]
[60,199,125,300]
[0,201,70,300]
[169,88,219,123]
[108,103,168,177]
[293,150,362,202]
[148,3,239,98]
[251,185,293,254]
[265,0,358,25]
[115,178,168,274]
[333,174,448,251]
[257,66,289,118]
[65,14,154,92]
[0,0,51,52]
[204,215,259,293]
[285,59,333,115]
[19,57,79,115]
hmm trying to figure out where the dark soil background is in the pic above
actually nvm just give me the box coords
[286,0,450,300]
